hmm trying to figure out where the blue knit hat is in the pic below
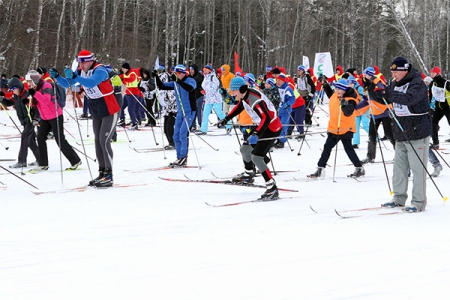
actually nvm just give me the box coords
[297,65,306,72]
[230,77,246,91]
[347,75,357,84]
[334,78,349,91]
[266,66,272,72]
[266,78,276,87]
[363,67,375,77]
[174,64,186,73]
[243,73,255,85]
[203,64,214,72]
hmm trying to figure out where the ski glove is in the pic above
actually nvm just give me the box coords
[217,118,229,128]
[340,98,348,106]
[64,68,77,79]
[281,103,290,109]
[49,68,60,78]
[151,70,158,77]
[28,89,36,96]
[430,97,436,110]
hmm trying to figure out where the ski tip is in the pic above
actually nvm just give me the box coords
[443,196,448,202]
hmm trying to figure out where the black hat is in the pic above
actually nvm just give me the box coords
[37,67,47,75]
[8,77,24,90]
[122,62,131,70]
[390,57,410,71]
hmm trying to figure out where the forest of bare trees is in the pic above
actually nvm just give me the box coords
[0,0,449,77]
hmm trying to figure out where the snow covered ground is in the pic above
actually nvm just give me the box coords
[1,100,450,300]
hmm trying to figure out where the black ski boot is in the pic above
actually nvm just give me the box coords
[94,169,113,188]
[232,170,255,184]
[307,167,325,178]
[260,179,279,200]
[89,169,105,186]
[348,167,365,178]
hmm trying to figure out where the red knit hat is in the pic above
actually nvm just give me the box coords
[430,66,441,75]
[77,49,94,62]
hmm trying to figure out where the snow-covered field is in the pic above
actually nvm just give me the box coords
[1,100,450,300]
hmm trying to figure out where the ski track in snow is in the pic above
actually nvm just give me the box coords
[1,103,450,299]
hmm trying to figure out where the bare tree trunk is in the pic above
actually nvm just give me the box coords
[29,0,44,69]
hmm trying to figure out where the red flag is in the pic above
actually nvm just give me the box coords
[234,51,243,75]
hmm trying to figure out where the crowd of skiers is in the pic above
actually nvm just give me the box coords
[0,52,448,209]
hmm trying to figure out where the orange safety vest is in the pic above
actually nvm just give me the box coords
[327,93,360,135]
[367,77,391,116]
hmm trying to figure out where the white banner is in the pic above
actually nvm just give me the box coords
[302,56,310,70]
[313,52,334,78]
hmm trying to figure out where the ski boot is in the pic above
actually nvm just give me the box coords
[431,163,443,177]
[260,179,279,201]
[307,167,325,178]
[89,169,105,186]
[348,167,365,178]
[232,170,255,184]
[94,169,113,188]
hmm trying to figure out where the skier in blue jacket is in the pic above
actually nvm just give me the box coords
[274,73,295,148]
[154,64,197,166]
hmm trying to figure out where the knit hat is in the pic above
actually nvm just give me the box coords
[121,62,131,70]
[276,73,287,82]
[390,56,409,71]
[363,67,375,77]
[266,66,272,72]
[297,65,306,72]
[77,49,94,62]
[424,76,433,84]
[229,77,246,91]
[334,78,349,91]
[7,77,24,90]
[243,73,255,85]
[27,70,41,85]
[174,64,186,73]
[204,64,214,72]
[37,67,47,75]
[266,78,276,87]
[430,66,441,75]
[271,67,281,75]
[347,75,357,85]
[170,66,175,71]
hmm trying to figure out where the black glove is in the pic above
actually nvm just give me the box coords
[49,68,60,78]
[28,89,36,96]
[170,74,177,82]
[0,91,4,97]
[340,98,348,106]
[217,118,228,128]
[252,130,259,137]
[152,70,158,77]
[139,87,145,92]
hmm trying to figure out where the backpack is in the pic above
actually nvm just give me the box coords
[53,82,66,108]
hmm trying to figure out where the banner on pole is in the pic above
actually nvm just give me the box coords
[313,52,333,78]
[302,56,310,70]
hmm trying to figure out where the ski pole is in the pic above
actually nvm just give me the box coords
[153,77,166,159]
[381,96,447,201]
[332,104,342,183]
[0,102,22,134]
[0,165,39,189]
[367,98,393,194]
[0,140,8,150]
[173,81,201,169]
[432,147,449,168]
[288,113,310,149]
[68,83,95,185]
[268,151,277,176]
[298,87,323,155]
